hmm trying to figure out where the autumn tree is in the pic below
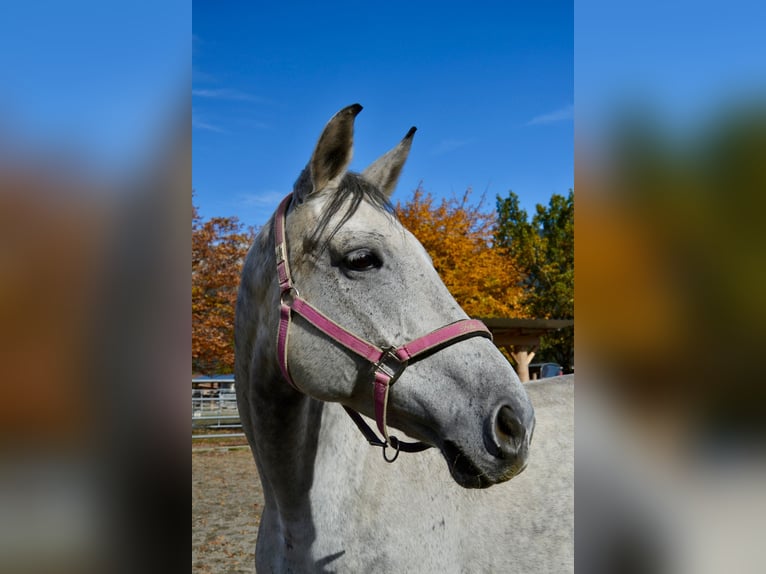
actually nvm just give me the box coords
[192,199,255,374]
[496,189,574,369]
[395,187,527,318]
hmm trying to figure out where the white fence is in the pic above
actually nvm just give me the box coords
[192,376,245,441]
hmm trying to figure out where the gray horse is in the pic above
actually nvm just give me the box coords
[235,104,573,573]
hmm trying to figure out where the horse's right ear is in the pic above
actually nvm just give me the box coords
[294,103,362,202]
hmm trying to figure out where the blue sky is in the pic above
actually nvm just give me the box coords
[576,0,766,145]
[193,1,573,229]
[0,1,189,178]
[1,0,760,226]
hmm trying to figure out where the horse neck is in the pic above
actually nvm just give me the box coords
[238,223,325,523]
[251,377,324,523]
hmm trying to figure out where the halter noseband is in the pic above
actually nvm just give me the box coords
[273,193,492,462]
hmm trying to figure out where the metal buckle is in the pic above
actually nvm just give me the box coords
[374,347,407,384]
[275,244,287,263]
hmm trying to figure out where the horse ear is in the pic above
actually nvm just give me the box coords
[294,103,363,202]
[362,126,416,198]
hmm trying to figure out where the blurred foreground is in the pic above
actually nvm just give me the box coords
[0,4,189,573]
[577,99,766,573]
[0,117,190,574]
[576,1,765,569]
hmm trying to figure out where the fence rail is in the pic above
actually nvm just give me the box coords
[192,376,246,442]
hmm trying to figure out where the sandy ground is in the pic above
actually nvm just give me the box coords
[192,446,264,574]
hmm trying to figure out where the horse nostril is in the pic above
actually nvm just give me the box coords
[496,406,522,447]
[484,402,534,460]
[485,404,531,460]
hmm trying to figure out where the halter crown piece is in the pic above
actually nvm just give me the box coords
[273,193,493,462]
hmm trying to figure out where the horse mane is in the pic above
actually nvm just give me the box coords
[302,171,397,254]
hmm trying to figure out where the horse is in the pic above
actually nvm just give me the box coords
[235,104,573,573]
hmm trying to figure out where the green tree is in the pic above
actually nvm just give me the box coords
[496,189,574,369]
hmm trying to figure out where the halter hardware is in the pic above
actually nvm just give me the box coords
[275,243,287,264]
[280,286,300,307]
[382,437,401,463]
[272,192,492,462]
[373,347,407,383]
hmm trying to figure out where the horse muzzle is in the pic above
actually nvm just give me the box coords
[440,396,535,489]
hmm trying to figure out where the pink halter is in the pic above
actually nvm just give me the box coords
[274,193,492,462]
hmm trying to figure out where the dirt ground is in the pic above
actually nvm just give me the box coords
[192,446,264,574]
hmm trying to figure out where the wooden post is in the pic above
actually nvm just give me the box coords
[507,345,537,383]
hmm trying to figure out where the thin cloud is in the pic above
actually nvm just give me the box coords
[238,191,285,207]
[526,104,574,126]
[431,138,473,156]
[237,191,286,225]
[192,115,225,133]
[192,67,216,83]
[192,88,263,102]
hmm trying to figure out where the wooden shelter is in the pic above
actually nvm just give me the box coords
[478,318,574,382]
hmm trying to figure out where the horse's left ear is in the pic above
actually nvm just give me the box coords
[362,126,417,198]
[294,103,363,202]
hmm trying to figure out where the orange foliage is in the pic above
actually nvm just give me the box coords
[395,188,527,318]
[192,202,254,374]
[0,171,106,444]
[576,185,686,359]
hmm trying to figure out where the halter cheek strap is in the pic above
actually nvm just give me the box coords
[273,193,493,461]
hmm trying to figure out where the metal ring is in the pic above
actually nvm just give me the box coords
[382,437,401,463]
[280,286,300,307]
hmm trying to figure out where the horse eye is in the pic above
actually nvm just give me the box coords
[343,250,381,272]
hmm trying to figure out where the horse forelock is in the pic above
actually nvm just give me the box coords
[301,172,397,254]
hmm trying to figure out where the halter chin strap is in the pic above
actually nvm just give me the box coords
[273,193,493,462]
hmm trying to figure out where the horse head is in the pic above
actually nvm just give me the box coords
[266,104,534,488]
